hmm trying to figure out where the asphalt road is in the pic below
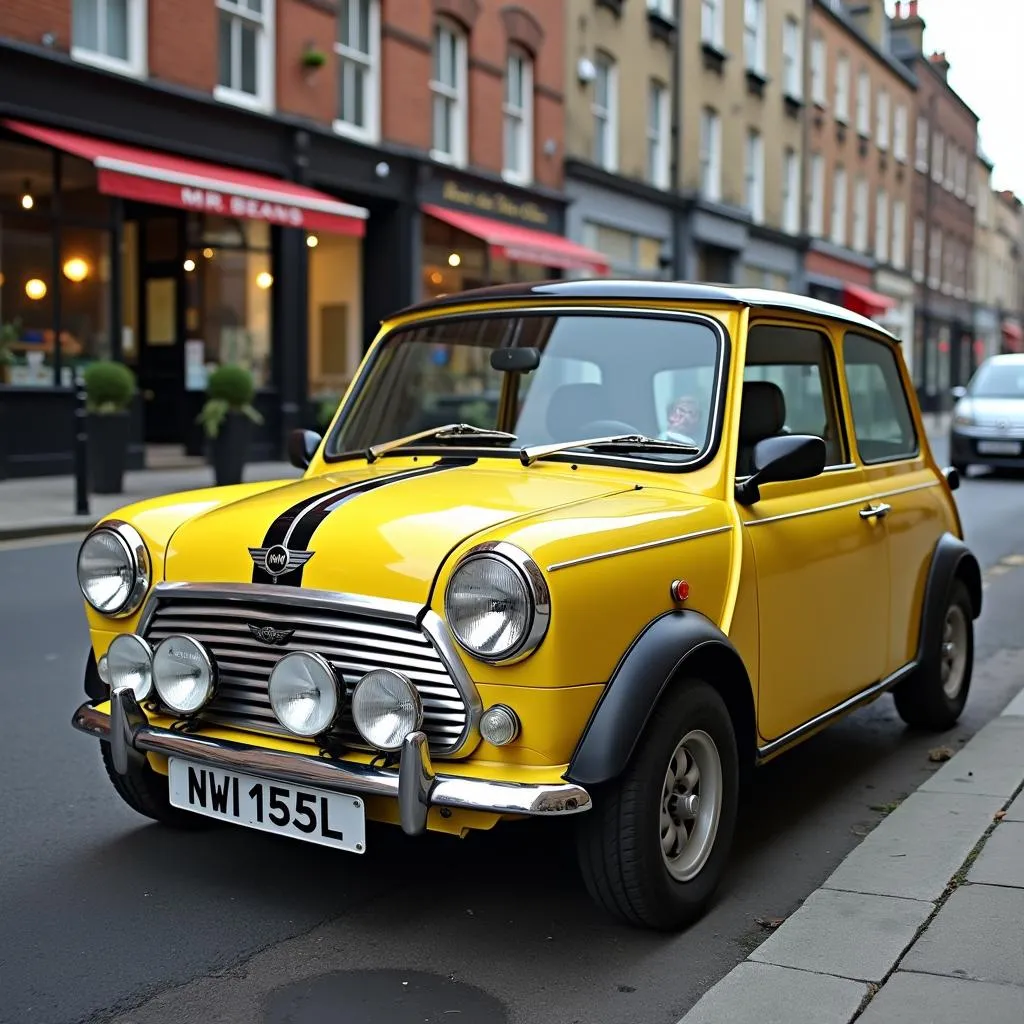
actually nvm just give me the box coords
[3,445,1024,1024]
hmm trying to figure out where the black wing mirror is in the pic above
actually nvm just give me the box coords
[736,434,827,506]
[288,429,322,470]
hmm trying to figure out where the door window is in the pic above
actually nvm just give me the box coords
[842,332,918,463]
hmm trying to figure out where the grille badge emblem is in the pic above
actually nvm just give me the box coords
[248,543,314,577]
[248,623,295,646]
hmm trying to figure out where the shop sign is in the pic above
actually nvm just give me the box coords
[180,187,305,227]
[439,180,551,227]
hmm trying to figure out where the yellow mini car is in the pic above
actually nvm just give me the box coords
[72,280,981,930]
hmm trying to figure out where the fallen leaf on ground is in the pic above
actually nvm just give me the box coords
[928,746,955,762]
[755,916,786,929]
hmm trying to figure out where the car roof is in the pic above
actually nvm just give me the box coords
[979,352,1024,365]
[395,279,899,341]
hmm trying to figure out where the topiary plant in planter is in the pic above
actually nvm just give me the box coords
[197,363,264,486]
[83,360,137,494]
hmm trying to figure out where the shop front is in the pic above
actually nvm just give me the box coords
[805,243,897,322]
[739,231,805,292]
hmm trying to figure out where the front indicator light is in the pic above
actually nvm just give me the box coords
[152,634,216,714]
[106,633,153,700]
[268,651,341,737]
[350,669,423,751]
[480,704,520,746]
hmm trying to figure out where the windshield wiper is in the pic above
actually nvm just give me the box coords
[366,423,518,463]
[519,434,700,467]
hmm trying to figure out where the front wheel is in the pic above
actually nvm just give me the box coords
[575,680,739,930]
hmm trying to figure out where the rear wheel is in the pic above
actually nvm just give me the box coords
[575,680,739,930]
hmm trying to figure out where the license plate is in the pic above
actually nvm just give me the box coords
[167,757,366,853]
[977,440,1021,455]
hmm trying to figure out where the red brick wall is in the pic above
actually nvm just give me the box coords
[148,0,216,91]
[0,0,71,51]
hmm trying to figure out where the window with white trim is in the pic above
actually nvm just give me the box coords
[782,147,800,235]
[856,69,871,136]
[744,0,767,76]
[915,114,929,171]
[891,199,906,269]
[701,0,724,48]
[503,49,533,183]
[646,79,670,189]
[932,131,944,183]
[912,216,925,281]
[809,153,825,237]
[593,52,618,172]
[928,226,942,289]
[216,0,273,109]
[894,104,908,162]
[431,19,467,166]
[783,16,802,99]
[853,176,869,252]
[745,129,764,224]
[810,36,826,105]
[647,0,674,19]
[876,89,889,151]
[335,0,379,142]
[875,189,889,263]
[699,107,722,202]
[72,0,147,75]
[831,165,848,246]
[835,55,850,123]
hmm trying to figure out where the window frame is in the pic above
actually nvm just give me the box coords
[853,175,869,253]
[215,0,275,112]
[71,0,148,78]
[831,165,848,247]
[915,114,929,172]
[430,17,468,167]
[876,88,890,151]
[782,147,800,235]
[893,103,908,163]
[891,198,906,270]
[646,78,670,190]
[502,47,534,184]
[699,107,722,202]
[912,216,926,282]
[810,36,827,106]
[592,52,619,173]
[856,69,871,137]
[782,16,802,99]
[333,0,381,144]
[835,54,850,123]
[744,0,767,76]
[701,0,724,47]
[875,188,889,264]
[744,128,764,224]
[809,152,825,238]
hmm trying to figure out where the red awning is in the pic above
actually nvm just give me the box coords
[423,203,610,275]
[1001,321,1022,342]
[3,119,368,237]
[842,283,897,318]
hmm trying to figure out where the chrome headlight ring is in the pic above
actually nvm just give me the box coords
[444,541,551,665]
[76,520,151,618]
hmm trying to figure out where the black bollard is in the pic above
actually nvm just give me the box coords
[73,367,90,516]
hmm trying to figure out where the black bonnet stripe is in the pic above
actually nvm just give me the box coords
[250,457,475,586]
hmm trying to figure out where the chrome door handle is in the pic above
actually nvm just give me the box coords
[859,502,891,520]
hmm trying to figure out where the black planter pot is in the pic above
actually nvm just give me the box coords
[210,410,251,486]
[87,411,130,494]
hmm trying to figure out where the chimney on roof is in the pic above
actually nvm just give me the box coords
[929,49,950,80]
[909,0,919,14]
[895,0,902,15]
[890,0,925,52]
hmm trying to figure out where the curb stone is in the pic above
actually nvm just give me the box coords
[677,683,1024,1024]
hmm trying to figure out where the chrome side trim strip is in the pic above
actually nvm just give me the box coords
[744,480,940,528]
[546,524,733,572]
[421,610,483,754]
[73,695,592,826]
[755,661,916,762]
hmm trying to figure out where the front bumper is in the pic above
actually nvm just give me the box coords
[950,427,1024,467]
[72,690,592,835]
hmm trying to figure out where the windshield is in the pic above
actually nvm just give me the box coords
[968,361,1024,399]
[326,311,724,466]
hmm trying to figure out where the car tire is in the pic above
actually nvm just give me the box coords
[100,740,212,830]
[575,679,739,931]
[893,578,973,731]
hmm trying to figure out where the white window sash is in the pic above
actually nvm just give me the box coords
[783,18,802,98]
[744,0,767,74]
[646,81,669,189]
[430,22,467,166]
[700,109,722,202]
[745,131,764,223]
[701,0,723,48]
[857,72,870,135]
[832,169,847,246]
[593,58,618,172]
[333,0,380,142]
[214,0,275,111]
[836,58,850,122]
[810,155,825,237]
[503,53,533,184]
[72,0,147,76]
[875,192,889,262]
[811,38,826,105]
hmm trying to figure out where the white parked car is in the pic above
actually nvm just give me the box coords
[949,353,1024,474]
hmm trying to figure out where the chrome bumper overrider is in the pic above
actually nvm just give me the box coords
[72,690,592,835]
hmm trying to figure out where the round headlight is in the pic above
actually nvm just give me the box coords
[152,634,216,714]
[106,633,153,700]
[77,523,150,616]
[444,545,550,662]
[268,652,340,737]
[350,669,423,751]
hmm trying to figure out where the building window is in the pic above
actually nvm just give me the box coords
[955,149,967,198]
[856,69,871,136]
[430,19,467,166]
[647,0,674,18]
[929,227,942,289]
[782,16,802,99]
[744,0,766,75]
[892,199,906,269]
[875,189,889,263]
[810,36,826,105]
[503,49,533,184]
[699,107,722,202]
[593,52,618,172]
[72,0,146,75]
[894,104,908,162]
[835,55,850,123]
[912,217,925,281]
[701,0,724,47]
[745,129,764,224]
[216,0,273,109]
[809,153,825,237]
[931,131,944,183]
[334,0,379,142]
[782,147,799,235]
[646,79,670,189]
[915,114,929,171]
[831,165,847,246]
[853,176,869,252]
[876,89,890,151]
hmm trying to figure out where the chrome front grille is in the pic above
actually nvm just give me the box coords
[141,591,472,755]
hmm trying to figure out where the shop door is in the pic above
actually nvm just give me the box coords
[136,214,186,444]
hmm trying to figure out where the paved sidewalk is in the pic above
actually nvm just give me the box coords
[678,681,1024,1024]
[0,461,301,541]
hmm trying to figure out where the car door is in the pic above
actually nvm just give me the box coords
[841,329,945,676]
[737,322,891,744]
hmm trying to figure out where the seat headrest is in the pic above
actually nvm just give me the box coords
[739,381,786,443]
[546,382,610,439]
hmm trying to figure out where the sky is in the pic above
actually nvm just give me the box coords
[884,0,1024,195]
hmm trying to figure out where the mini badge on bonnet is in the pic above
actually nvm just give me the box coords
[248,543,314,577]
[248,623,295,646]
